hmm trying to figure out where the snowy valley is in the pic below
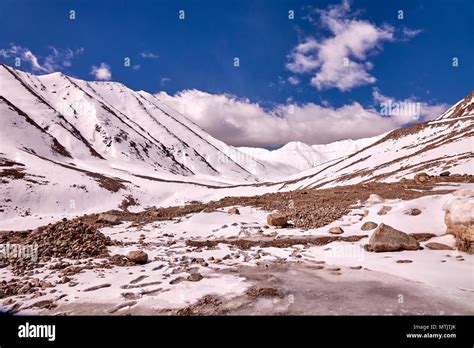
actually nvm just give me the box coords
[0,64,473,315]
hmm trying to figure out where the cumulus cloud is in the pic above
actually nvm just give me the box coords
[0,44,83,73]
[90,62,112,80]
[286,0,399,91]
[156,89,448,147]
[372,88,449,124]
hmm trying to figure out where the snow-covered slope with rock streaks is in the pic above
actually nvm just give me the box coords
[279,92,473,191]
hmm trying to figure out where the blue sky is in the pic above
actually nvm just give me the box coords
[0,0,473,146]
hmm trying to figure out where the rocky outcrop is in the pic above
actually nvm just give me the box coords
[365,223,420,252]
[443,190,474,254]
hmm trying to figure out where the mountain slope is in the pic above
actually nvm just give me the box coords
[0,64,297,182]
[279,92,473,190]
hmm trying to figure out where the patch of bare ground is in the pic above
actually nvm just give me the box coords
[118,195,139,211]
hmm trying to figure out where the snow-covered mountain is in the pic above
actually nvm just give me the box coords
[239,135,385,172]
[0,63,297,183]
[1,63,472,229]
[279,91,474,190]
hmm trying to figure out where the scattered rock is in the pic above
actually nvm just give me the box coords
[365,223,420,252]
[396,259,413,264]
[328,226,344,234]
[361,221,378,231]
[440,171,451,177]
[350,266,362,270]
[404,208,422,216]
[187,273,203,282]
[227,207,240,215]
[267,213,288,227]
[377,206,392,215]
[425,242,454,251]
[126,250,148,264]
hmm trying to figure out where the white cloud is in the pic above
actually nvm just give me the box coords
[140,51,159,59]
[287,76,301,85]
[372,88,448,123]
[90,62,112,81]
[286,0,398,91]
[156,89,448,147]
[0,44,83,73]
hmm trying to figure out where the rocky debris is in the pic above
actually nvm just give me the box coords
[425,242,454,251]
[227,207,240,215]
[414,172,430,184]
[409,233,437,242]
[187,273,204,282]
[2,220,113,275]
[365,223,420,252]
[328,226,344,234]
[186,235,367,250]
[404,208,422,216]
[267,213,288,227]
[126,250,148,264]
[396,259,413,264]
[377,206,392,215]
[367,194,384,204]
[350,266,362,270]
[443,189,473,254]
[109,254,135,267]
[176,295,225,316]
[83,283,111,292]
[246,287,281,298]
[97,213,121,225]
[440,171,451,177]
[361,221,378,231]
[0,278,50,299]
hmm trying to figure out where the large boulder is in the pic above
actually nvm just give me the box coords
[267,213,288,227]
[365,223,420,252]
[443,190,474,254]
[126,250,148,264]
